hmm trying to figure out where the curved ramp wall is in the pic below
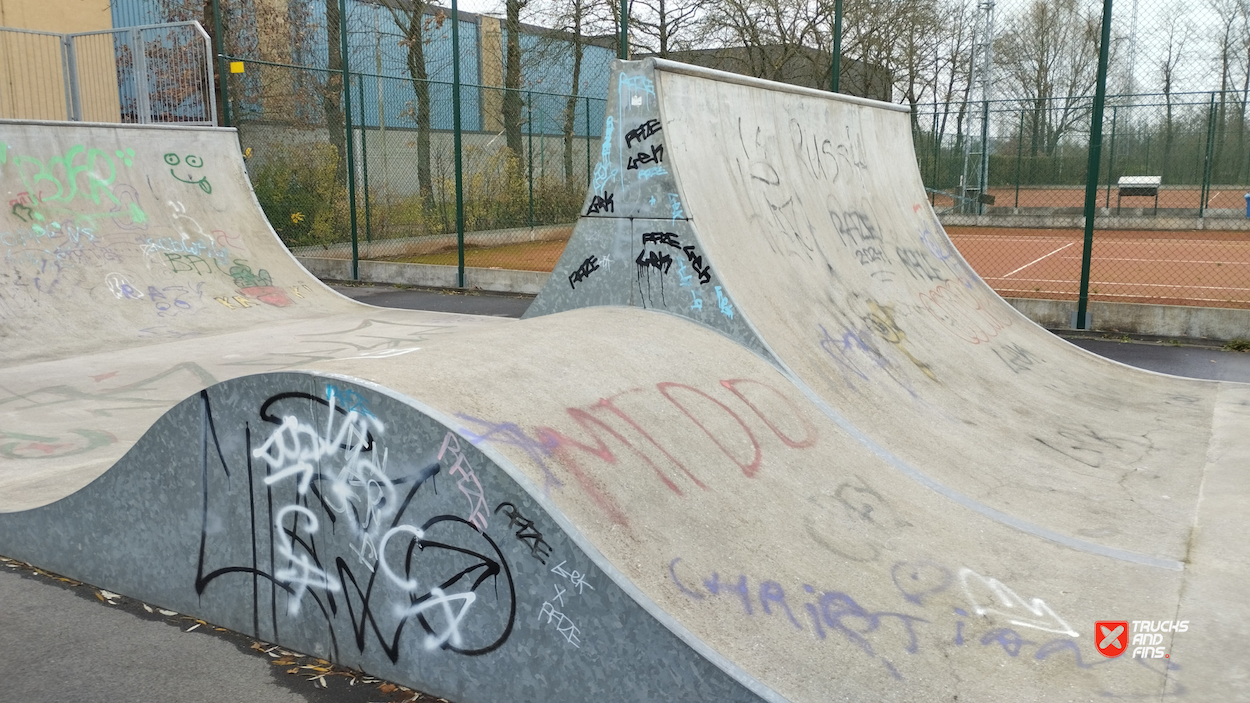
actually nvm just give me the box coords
[527,60,1250,700]
[0,120,365,366]
[0,366,770,703]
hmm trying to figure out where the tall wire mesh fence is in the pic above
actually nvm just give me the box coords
[228,60,604,271]
[80,0,1250,313]
[0,22,215,124]
[912,0,1250,312]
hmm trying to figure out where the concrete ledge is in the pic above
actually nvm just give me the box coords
[290,224,573,260]
[297,257,550,295]
[1007,298,1250,341]
[940,212,1250,230]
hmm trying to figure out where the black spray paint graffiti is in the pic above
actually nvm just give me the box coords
[568,255,601,290]
[638,231,713,285]
[994,343,1044,374]
[494,502,553,564]
[586,192,614,215]
[627,144,664,170]
[624,119,662,148]
[895,247,947,283]
[193,388,517,663]
[635,249,673,274]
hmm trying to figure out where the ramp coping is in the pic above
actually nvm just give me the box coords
[650,58,910,113]
[0,118,236,133]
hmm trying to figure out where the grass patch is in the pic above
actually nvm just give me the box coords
[1223,338,1250,352]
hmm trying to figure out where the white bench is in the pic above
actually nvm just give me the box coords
[1117,175,1161,214]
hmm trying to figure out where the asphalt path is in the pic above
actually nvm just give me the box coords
[4,283,1248,703]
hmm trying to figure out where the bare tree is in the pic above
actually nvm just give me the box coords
[503,0,531,161]
[1157,15,1191,181]
[382,0,438,206]
[322,0,349,185]
[632,0,703,58]
[995,0,1107,157]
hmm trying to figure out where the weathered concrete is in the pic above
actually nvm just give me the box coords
[288,224,572,261]
[1006,297,1250,341]
[297,256,549,294]
[528,58,1250,700]
[0,119,507,505]
[939,211,1250,230]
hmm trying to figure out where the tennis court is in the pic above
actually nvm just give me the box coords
[947,226,1250,308]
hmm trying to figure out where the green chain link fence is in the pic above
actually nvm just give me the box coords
[910,0,1250,313]
[226,59,603,273]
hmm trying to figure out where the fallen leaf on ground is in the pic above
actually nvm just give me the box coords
[158,609,177,616]
[379,683,397,693]
[185,623,201,632]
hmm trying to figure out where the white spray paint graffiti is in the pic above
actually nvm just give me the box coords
[247,388,493,653]
[959,567,1079,637]
[272,505,342,614]
[438,431,490,532]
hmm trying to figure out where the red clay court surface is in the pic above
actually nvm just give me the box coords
[946,226,1250,309]
[932,187,1250,211]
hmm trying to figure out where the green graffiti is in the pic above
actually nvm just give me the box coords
[14,144,118,207]
[230,261,273,288]
[164,153,212,194]
[2,143,149,227]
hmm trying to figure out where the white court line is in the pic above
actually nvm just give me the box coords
[1000,242,1078,278]
[949,236,1076,243]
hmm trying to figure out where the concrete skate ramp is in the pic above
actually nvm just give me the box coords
[525,59,1250,698]
[2,71,1249,702]
[1,306,1246,702]
[0,120,508,507]
[0,119,440,366]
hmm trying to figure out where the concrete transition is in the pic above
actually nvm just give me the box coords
[2,60,1248,703]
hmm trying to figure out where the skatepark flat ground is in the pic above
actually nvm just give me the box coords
[4,285,1247,703]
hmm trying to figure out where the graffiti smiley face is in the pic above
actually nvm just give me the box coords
[164,153,212,194]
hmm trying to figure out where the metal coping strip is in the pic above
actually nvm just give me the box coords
[648,57,910,113]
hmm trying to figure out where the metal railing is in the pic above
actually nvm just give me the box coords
[0,21,216,125]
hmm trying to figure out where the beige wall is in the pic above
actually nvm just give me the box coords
[478,16,503,132]
[1,0,120,121]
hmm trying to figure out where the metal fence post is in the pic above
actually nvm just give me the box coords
[338,0,359,280]
[1200,92,1217,218]
[1076,0,1114,331]
[527,90,534,227]
[830,0,843,93]
[211,0,230,127]
[358,74,372,244]
[452,0,466,287]
[1014,109,1023,208]
[131,29,152,124]
[585,95,591,187]
[618,0,628,59]
[1104,106,1117,209]
[62,34,81,121]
